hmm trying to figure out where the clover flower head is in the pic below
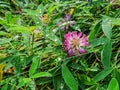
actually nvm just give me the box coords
[56,22,65,31]
[64,14,71,21]
[56,14,76,31]
[110,0,114,3]
[63,31,89,56]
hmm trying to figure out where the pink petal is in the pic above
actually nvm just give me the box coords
[64,14,71,21]
[64,32,71,40]
[68,49,75,56]
[64,40,70,45]
[78,48,86,54]
[81,34,88,40]
[81,37,88,41]
[78,32,82,38]
[71,31,77,38]
[64,44,72,51]
[64,46,69,51]
[80,41,89,46]
[56,22,61,26]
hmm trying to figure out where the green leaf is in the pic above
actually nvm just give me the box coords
[71,24,81,31]
[31,72,52,78]
[9,25,30,33]
[108,78,119,90]
[22,55,34,67]
[79,75,96,85]
[1,78,9,90]
[89,20,101,41]
[11,15,20,24]
[0,31,8,36]
[37,4,44,15]
[0,56,14,64]
[27,79,36,90]
[89,38,108,48]
[18,78,31,88]
[22,33,30,47]
[10,81,17,90]
[47,5,57,15]
[93,67,113,82]
[45,33,62,45]
[5,11,12,24]
[112,69,120,86]
[102,18,112,39]
[86,85,98,90]
[101,40,112,69]
[103,15,120,26]
[0,1,10,9]
[0,18,7,25]
[36,77,52,85]
[62,64,78,90]
[11,56,21,74]
[0,38,12,45]
[22,9,37,16]
[1,82,8,90]
[53,75,62,90]
[29,56,40,77]
[17,78,36,90]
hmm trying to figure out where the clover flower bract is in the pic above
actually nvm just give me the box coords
[64,14,71,21]
[56,14,76,31]
[63,31,89,56]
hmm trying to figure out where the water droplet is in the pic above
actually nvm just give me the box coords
[14,35,19,40]
[58,57,61,61]
[39,10,42,14]
[46,34,49,37]
[54,39,57,42]
[52,29,57,33]
[36,22,39,24]
[60,83,64,89]
[36,14,38,16]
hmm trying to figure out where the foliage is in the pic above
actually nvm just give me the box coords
[0,0,120,90]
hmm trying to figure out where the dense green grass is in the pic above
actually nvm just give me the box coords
[0,0,120,90]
